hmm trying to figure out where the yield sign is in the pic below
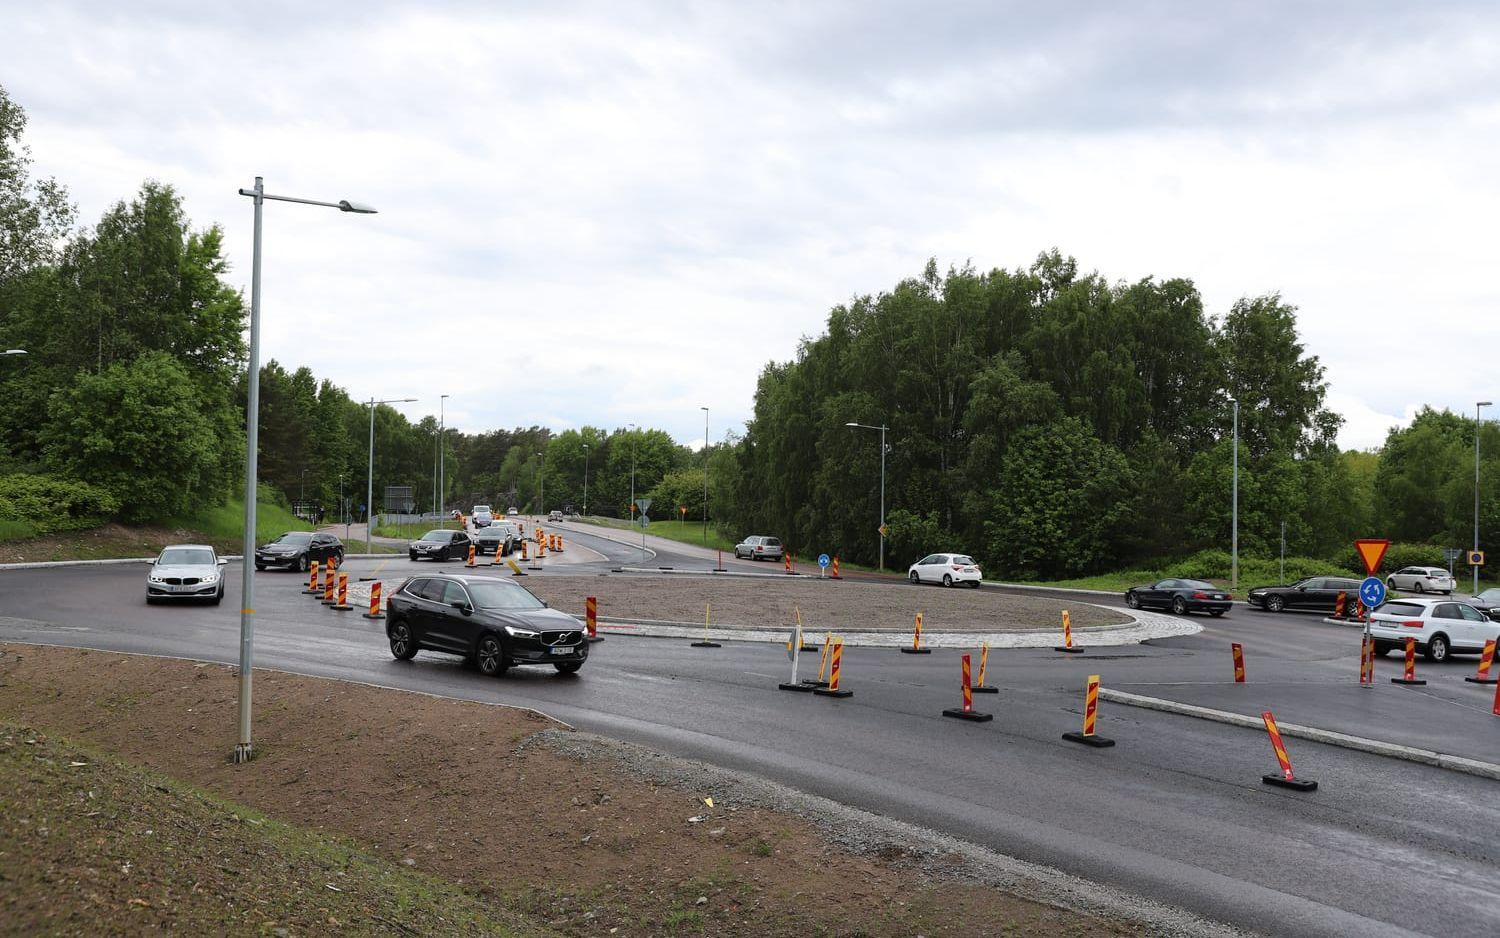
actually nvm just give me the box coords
[1353,539,1390,576]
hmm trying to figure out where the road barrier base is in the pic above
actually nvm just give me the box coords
[1054,646,1086,654]
[1262,774,1318,792]
[1062,731,1115,748]
[814,687,853,698]
[778,682,815,692]
[800,679,829,688]
[1391,677,1427,686]
[587,635,604,643]
[971,685,999,694]
[361,611,384,620]
[942,708,992,722]
[1464,676,1499,685]
[331,603,354,611]
[690,640,722,648]
[301,587,320,595]
[900,648,932,655]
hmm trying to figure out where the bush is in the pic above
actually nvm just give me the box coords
[0,473,119,534]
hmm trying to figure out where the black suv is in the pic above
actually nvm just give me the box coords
[408,528,474,562]
[254,531,344,572]
[385,574,588,677]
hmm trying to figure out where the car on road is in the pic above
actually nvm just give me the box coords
[471,505,494,528]
[1368,597,1500,662]
[548,509,563,523]
[734,535,784,561]
[1385,566,1456,594]
[907,553,982,587]
[384,573,588,677]
[507,506,518,516]
[1246,576,1365,613]
[473,523,515,558]
[1465,588,1500,620]
[254,531,344,572]
[146,544,228,605]
[408,529,474,562]
[1124,578,1233,616]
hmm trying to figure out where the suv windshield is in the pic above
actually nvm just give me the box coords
[420,530,451,542]
[273,532,312,545]
[158,548,214,565]
[468,581,546,611]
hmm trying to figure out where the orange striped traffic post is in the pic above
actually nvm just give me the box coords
[1054,610,1085,653]
[1063,674,1115,747]
[321,564,337,604]
[830,556,842,579]
[1493,678,1500,717]
[1231,642,1246,683]
[942,653,993,722]
[1260,710,1317,790]
[303,559,321,594]
[363,582,384,619]
[556,534,564,552]
[585,596,602,642]
[490,542,504,565]
[1359,636,1376,686]
[520,539,529,561]
[537,536,547,559]
[1392,636,1425,686]
[1465,639,1498,685]
[465,543,477,568]
[813,640,852,697]
[784,553,793,575]
[972,642,998,694]
[901,612,931,655]
[332,572,354,610]
[1333,591,1346,619]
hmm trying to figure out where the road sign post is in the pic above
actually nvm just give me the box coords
[817,553,830,579]
[1353,540,1390,689]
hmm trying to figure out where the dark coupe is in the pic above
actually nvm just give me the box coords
[1246,576,1364,614]
[384,574,588,676]
[1124,578,1233,616]
[254,531,344,572]
[1466,588,1500,621]
[408,529,474,562]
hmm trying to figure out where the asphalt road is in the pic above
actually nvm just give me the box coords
[2,531,1497,937]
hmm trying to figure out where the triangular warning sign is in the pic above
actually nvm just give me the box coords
[1353,539,1390,576]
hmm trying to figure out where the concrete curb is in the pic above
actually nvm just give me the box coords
[589,614,1135,636]
[0,552,396,572]
[1099,687,1500,782]
[984,581,1121,597]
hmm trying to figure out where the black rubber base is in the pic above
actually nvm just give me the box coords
[331,603,354,611]
[1262,774,1318,791]
[357,576,376,582]
[361,612,385,620]
[1062,731,1115,747]
[1054,646,1086,653]
[320,599,336,606]
[942,708,993,722]
[511,571,528,577]
[301,588,321,595]
[814,687,853,698]
[778,682,815,692]
[900,648,932,655]
[587,635,604,643]
[801,679,829,688]
[1391,677,1427,685]
[1464,675,1499,685]
[691,641,722,648]
[971,685,1000,694]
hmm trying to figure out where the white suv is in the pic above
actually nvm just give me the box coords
[1385,566,1455,594]
[1368,597,1500,662]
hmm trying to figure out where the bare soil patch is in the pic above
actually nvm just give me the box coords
[0,644,1144,937]
[522,574,1128,632]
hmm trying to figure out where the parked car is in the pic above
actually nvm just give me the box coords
[408,529,474,562]
[254,531,344,572]
[734,535,784,561]
[146,544,227,604]
[1386,566,1456,594]
[471,505,494,528]
[907,553,982,587]
[1124,578,1233,616]
[1246,576,1365,613]
[473,524,515,558]
[548,509,563,523]
[1369,597,1500,662]
[1466,588,1500,621]
[384,574,588,676]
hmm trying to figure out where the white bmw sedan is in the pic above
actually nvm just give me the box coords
[908,553,983,588]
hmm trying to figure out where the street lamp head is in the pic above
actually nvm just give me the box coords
[338,200,378,214]
[1480,401,1493,408]
[844,422,858,427]
[3,349,27,356]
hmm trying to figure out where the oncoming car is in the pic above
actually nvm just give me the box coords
[146,544,228,605]
[907,553,982,587]
[471,505,494,528]
[1368,597,1500,663]
[1124,578,1233,616]
[408,529,474,562]
[385,574,588,677]
[254,530,343,572]
[473,523,515,558]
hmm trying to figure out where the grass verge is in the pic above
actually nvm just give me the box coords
[371,520,464,540]
[576,515,741,554]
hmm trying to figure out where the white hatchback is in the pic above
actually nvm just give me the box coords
[1368,597,1500,663]
[1385,566,1456,595]
[908,553,982,588]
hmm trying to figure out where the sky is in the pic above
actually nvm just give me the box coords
[4,0,1498,450]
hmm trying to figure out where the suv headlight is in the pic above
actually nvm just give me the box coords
[504,626,539,638]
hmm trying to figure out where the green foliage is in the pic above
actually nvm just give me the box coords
[0,473,117,533]
[173,488,311,544]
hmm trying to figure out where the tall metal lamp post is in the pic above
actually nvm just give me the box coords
[581,443,590,516]
[536,450,545,515]
[233,177,375,765]
[700,406,710,544]
[366,396,417,553]
[1230,397,1239,592]
[1477,401,1492,595]
[845,422,889,571]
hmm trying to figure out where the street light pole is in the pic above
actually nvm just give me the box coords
[439,394,449,520]
[701,406,710,544]
[1477,401,1492,595]
[537,450,545,515]
[582,443,590,516]
[846,422,889,571]
[1231,398,1239,592]
[232,176,375,765]
[366,396,417,553]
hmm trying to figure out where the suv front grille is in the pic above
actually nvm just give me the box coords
[541,630,581,646]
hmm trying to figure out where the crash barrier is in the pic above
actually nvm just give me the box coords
[332,572,354,611]
[942,653,992,722]
[802,633,833,688]
[901,611,931,654]
[1392,636,1425,686]
[1062,674,1114,747]
[363,582,384,619]
[691,603,722,648]
[972,642,997,693]
[303,560,321,595]
[1466,639,1498,685]
[813,639,852,697]
[1359,635,1376,686]
[1055,609,1084,653]
[466,544,477,568]
[1260,710,1317,790]
[1232,642,1245,683]
[585,596,602,642]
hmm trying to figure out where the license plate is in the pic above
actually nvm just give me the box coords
[963,567,976,572]
[1214,594,1225,600]
[549,646,574,655]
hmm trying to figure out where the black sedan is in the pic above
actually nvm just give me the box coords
[408,529,473,562]
[384,574,588,676]
[1246,576,1364,614]
[1124,578,1233,616]
[254,531,344,572]
[473,524,514,559]
[1466,588,1500,620]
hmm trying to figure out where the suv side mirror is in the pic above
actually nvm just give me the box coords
[451,600,472,615]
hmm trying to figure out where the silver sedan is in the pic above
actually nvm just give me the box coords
[146,544,228,604]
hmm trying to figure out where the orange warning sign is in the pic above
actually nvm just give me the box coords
[1353,539,1390,575]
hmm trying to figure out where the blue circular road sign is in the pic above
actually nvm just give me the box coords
[817,553,830,569]
[1359,576,1386,609]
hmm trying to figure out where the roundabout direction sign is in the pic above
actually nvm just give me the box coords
[1359,576,1386,611]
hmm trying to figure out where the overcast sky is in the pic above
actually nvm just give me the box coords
[4,1,1497,449]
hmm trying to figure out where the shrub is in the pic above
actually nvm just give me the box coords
[0,473,119,534]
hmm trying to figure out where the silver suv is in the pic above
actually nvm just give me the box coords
[734,535,784,561]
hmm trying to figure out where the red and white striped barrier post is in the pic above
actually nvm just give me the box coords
[321,564,337,605]
[1054,610,1085,654]
[1465,638,1498,685]
[585,596,602,642]
[1392,636,1426,686]
[362,581,384,620]
[901,612,931,655]
[942,653,993,722]
[303,559,321,595]
[1063,674,1115,747]
[1231,642,1246,683]
[332,572,354,611]
[813,640,853,697]
[1260,710,1317,791]
[972,642,998,694]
